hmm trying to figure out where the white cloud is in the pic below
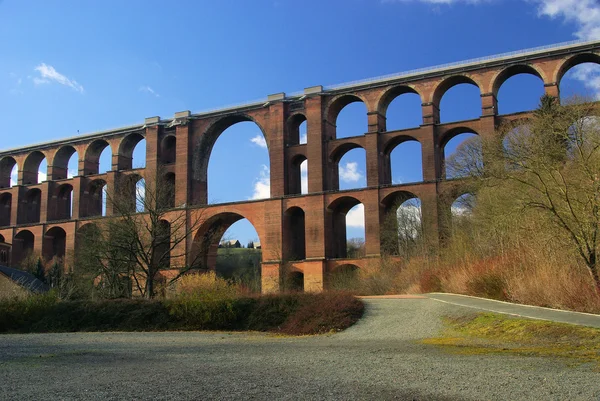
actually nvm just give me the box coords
[339,162,363,183]
[251,165,271,200]
[10,168,17,186]
[250,134,268,149]
[33,63,84,93]
[534,0,600,41]
[139,85,160,97]
[38,171,47,183]
[346,204,365,228]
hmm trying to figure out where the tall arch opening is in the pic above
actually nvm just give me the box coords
[558,54,600,101]
[381,191,422,257]
[284,206,306,261]
[162,172,176,209]
[52,184,74,221]
[333,146,366,191]
[328,264,360,291]
[83,179,107,217]
[0,193,12,227]
[386,138,423,185]
[203,118,270,204]
[160,134,177,165]
[13,230,34,268]
[43,227,66,263]
[382,88,422,131]
[328,96,368,139]
[191,213,262,292]
[286,270,304,292]
[0,157,18,188]
[442,130,482,179]
[116,174,144,214]
[328,197,365,259]
[436,77,481,123]
[84,140,113,175]
[22,151,47,185]
[287,114,307,146]
[288,155,307,195]
[118,133,146,170]
[53,146,79,180]
[495,66,545,115]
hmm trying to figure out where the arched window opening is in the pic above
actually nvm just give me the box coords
[381,193,422,257]
[439,83,481,123]
[160,135,176,165]
[162,173,176,209]
[328,198,365,259]
[286,271,304,292]
[85,140,112,175]
[117,175,144,214]
[0,157,18,188]
[13,230,34,268]
[497,74,544,115]
[84,179,107,217]
[560,62,600,101]
[337,148,366,191]
[208,121,270,204]
[53,184,73,221]
[335,101,368,139]
[450,193,476,235]
[284,207,305,261]
[20,188,41,224]
[0,193,12,227]
[287,114,307,146]
[288,156,307,195]
[192,215,262,293]
[22,151,47,185]
[385,92,422,131]
[43,227,66,263]
[328,264,360,291]
[52,146,79,180]
[389,140,423,184]
[118,133,146,170]
[443,132,482,179]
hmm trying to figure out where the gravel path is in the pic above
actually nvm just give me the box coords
[1,298,599,400]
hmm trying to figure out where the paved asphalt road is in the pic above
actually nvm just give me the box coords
[1,296,600,400]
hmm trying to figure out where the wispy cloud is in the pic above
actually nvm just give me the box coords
[300,159,308,194]
[33,63,84,93]
[250,134,268,149]
[339,162,363,183]
[139,85,160,97]
[8,72,23,95]
[251,165,270,200]
[346,204,365,228]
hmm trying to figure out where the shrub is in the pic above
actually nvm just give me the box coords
[420,270,443,293]
[466,272,507,301]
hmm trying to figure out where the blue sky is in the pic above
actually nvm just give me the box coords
[1,0,600,245]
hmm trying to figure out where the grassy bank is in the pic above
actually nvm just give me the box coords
[422,312,600,367]
[0,292,364,336]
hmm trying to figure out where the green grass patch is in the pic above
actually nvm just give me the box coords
[0,292,363,336]
[422,313,600,367]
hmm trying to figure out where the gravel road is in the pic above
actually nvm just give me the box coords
[1,297,599,400]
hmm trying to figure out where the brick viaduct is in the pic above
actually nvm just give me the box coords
[1,40,599,293]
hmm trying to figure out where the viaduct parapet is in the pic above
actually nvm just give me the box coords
[1,40,599,292]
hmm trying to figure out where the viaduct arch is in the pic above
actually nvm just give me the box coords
[1,40,599,293]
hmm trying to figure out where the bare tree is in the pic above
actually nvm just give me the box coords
[77,167,210,298]
[449,95,600,294]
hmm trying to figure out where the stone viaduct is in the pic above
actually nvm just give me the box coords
[1,40,599,293]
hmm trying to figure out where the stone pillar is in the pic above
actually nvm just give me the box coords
[304,86,326,193]
[266,94,286,198]
[364,191,381,257]
[70,176,83,220]
[365,132,382,187]
[39,182,50,223]
[367,111,386,133]
[545,82,560,99]
[302,260,325,292]
[481,93,498,117]
[175,123,191,207]
[261,262,281,294]
[420,125,440,182]
[104,171,118,216]
[10,187,19,226]
[422,102,440,125]
[305,195,327,259]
